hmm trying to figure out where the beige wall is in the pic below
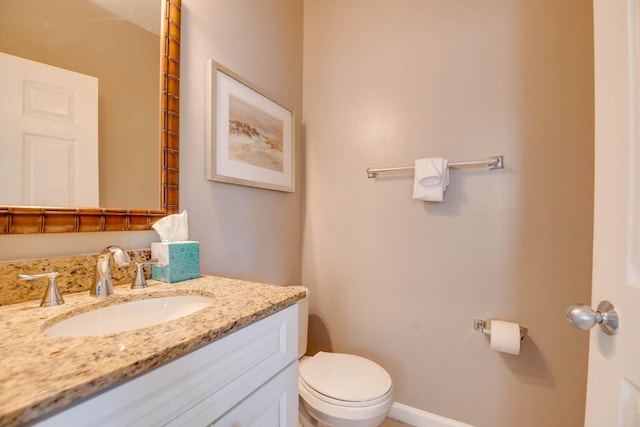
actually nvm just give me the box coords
[178,0,304,284]
[302,1,594,426]
[0,0,160,209]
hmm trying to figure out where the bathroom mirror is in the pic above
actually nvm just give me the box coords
[0,0,180,234]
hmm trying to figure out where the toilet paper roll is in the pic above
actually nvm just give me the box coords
[490,320,521,355]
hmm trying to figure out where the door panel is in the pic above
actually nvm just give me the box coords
[587,1,640,425]
[0,52,98,207]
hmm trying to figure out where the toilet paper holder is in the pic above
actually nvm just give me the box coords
[473,319,527,341]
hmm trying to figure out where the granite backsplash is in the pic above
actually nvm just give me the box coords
[0,249,152,306]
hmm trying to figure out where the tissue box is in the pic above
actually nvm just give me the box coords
[151,241,200,283]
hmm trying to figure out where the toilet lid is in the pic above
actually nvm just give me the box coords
[299,352,392,402]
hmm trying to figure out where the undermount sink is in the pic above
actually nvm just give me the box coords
[43,295,214,337]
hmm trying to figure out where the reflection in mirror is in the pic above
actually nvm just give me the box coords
[0,0,180,234]
[0,0,160,209]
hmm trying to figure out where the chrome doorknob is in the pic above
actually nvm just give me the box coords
[565,300,619,335]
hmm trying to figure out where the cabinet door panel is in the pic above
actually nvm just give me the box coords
[212,362,298,427]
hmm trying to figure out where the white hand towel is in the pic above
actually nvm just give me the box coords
[412,157,450,202]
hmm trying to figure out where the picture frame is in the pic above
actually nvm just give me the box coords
[206,59,295,192]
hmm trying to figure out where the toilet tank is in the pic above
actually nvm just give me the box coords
[289,286,309,358]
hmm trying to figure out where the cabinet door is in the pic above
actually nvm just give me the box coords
[213,362,298,427]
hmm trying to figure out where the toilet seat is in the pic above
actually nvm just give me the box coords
[299,376,392,408]
[299,352,392,406]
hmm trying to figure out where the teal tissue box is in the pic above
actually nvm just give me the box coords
[151,241,200,283]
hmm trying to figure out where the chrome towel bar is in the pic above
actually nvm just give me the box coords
[366,155,503,178]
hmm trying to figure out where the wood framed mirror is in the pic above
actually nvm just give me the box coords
[0,0,180,234]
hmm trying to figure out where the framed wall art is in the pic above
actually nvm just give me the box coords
[206,60,295,192]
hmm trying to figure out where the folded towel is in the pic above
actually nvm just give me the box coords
[412,157,450,202]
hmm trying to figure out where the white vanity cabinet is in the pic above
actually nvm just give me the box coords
[37,305,299,427]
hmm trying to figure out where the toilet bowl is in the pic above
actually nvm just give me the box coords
[292,286,393,427]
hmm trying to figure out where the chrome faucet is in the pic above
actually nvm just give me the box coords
[91,246,131,297]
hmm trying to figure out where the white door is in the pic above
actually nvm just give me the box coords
[0,52,99,207]
[585,1,640,425]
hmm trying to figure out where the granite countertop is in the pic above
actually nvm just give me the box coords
[0,275,305,426]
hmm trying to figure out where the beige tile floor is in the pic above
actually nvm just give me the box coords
[381,418,414,427]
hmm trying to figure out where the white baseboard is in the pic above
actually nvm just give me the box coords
[388,402,475,427]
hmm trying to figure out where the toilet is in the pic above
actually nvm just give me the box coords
[293,286,393,427]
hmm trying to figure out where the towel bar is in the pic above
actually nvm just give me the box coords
[366,155,503,178]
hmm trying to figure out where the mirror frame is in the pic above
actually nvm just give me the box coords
[0,0,180,234]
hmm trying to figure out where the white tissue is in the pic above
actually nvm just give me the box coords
[490,320,521,355]
[412,158,450,202]
[152,210,189,243]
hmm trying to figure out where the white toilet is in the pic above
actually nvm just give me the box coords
[293,286,393,427]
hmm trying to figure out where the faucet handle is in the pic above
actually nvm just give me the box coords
[131,259,160,290]
[19,272,65,307]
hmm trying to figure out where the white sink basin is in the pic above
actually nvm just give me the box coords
[44,295,214,337]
